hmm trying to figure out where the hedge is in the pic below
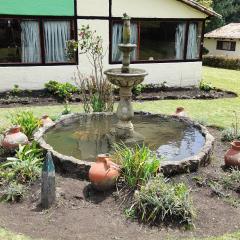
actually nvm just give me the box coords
[203,55,240,70]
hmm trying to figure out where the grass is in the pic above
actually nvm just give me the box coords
[0,67,239,239]
[0,228,38,240]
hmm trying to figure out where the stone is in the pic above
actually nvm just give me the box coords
[41,151,56,209]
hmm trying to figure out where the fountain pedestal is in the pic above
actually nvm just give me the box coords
[104,13,148,145]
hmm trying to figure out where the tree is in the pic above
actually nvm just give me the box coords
[205,0,240,32]
[195,0,213,8]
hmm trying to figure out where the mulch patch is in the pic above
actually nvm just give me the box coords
[0,87,237,108]
[0,128,240,240]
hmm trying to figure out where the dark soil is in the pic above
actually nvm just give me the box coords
[0,129,240,240]
[0,87,237,108]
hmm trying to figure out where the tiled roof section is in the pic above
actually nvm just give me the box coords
[177,0,221,17]
[205,23,240,39]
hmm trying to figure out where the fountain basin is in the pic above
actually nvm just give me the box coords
[104,68,148,87]
[34,112,214,178]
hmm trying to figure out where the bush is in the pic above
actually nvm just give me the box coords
[10,111,40,139]
[0,182,26,202]
[132,84,145,96]
[113,144,161,189]
[0,142,43,184]
[203,55,240,70]
[127,176,195,226]
[199,81,215,92]
[45,80,78,101]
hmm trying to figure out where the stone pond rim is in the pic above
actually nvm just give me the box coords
[34,112,215,179]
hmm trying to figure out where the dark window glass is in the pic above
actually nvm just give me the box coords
[0,18,75,64]
[0,19,22,63]
[111,20,203,63]
[216,40,236,51]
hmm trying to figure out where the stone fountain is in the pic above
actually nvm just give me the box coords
[34,13,215,178]
[104,13,148,144]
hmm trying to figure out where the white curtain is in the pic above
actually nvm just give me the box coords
[44,21,70,63]
[112,23,138,62]
[187,23,199,59]
[175,23,186,60]
[21,21,41,63]
[112,23,123,62]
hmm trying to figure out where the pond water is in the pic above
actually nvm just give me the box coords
[44,114,205,162]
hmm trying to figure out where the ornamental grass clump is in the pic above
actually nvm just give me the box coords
[128,176,195,226]
[9,111,40,139]
[113,144,161,189]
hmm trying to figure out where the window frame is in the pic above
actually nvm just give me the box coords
[216,40,236,52]
[109,18,205,64]
[0,15,77,66]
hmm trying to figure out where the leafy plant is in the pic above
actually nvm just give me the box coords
[62,101,72,115]
[128,175,195,226]
[221,111,240,142]
[0,142,43,184]
[67,25,114,113]
[45,80,78,101]
[219,168,240,192]
[199,81,215,92]
[113,144,161,189]
[9,111,40,139]
[10,84,21,96]
[132,84,145,96]
[0,182,26,202]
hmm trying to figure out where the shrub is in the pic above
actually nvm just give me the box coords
[10,84,22,96]
[132,84,145,96]
[199,80,215,92]
[0,182,26,202]
[67,25,114,113]
[9,111,40,139]
[203,55,240,70]
[128,176,195,226]
[45,80,78,101]
[221,111,240,142]
[0,142,43,184]
[113,144,161,189]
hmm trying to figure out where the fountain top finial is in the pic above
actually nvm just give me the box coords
[122,13,131,20]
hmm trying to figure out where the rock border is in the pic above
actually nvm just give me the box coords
[34,112,215,178]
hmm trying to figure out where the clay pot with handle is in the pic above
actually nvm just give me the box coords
[174,107,187,117]
[40,115,54,127]
[224,141,240,167]
[89,154,120,191]
[1,126,28,149]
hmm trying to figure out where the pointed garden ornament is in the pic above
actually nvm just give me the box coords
[41,151,56,209]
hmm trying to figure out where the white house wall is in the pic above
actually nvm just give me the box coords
[204,38,240,57]
[77,0,109,17]
[112,0,207,18]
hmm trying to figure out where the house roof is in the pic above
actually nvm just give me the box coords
[205,23,240,39]
[177,0,221,18]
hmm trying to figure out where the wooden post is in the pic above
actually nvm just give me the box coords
[41,151,56,209]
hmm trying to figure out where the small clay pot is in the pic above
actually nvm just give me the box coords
[1,126,28,149]
[174,107,186,117]
[89,154,120,191]
[224,141,240,167]
[40,115,54,127]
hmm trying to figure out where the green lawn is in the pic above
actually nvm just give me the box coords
[0,66,240,240]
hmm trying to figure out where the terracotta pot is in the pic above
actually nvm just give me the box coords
[89,154,120,191]
[224,141,240,167]
[174,107,186,117]
[40,115,54,127]
[1,126,28,149]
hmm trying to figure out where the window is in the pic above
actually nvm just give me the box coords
[111,20,203,63]
[216,41,236,51]
[0,18,75,65]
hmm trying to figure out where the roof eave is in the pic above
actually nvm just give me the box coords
[177,0,221,18]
